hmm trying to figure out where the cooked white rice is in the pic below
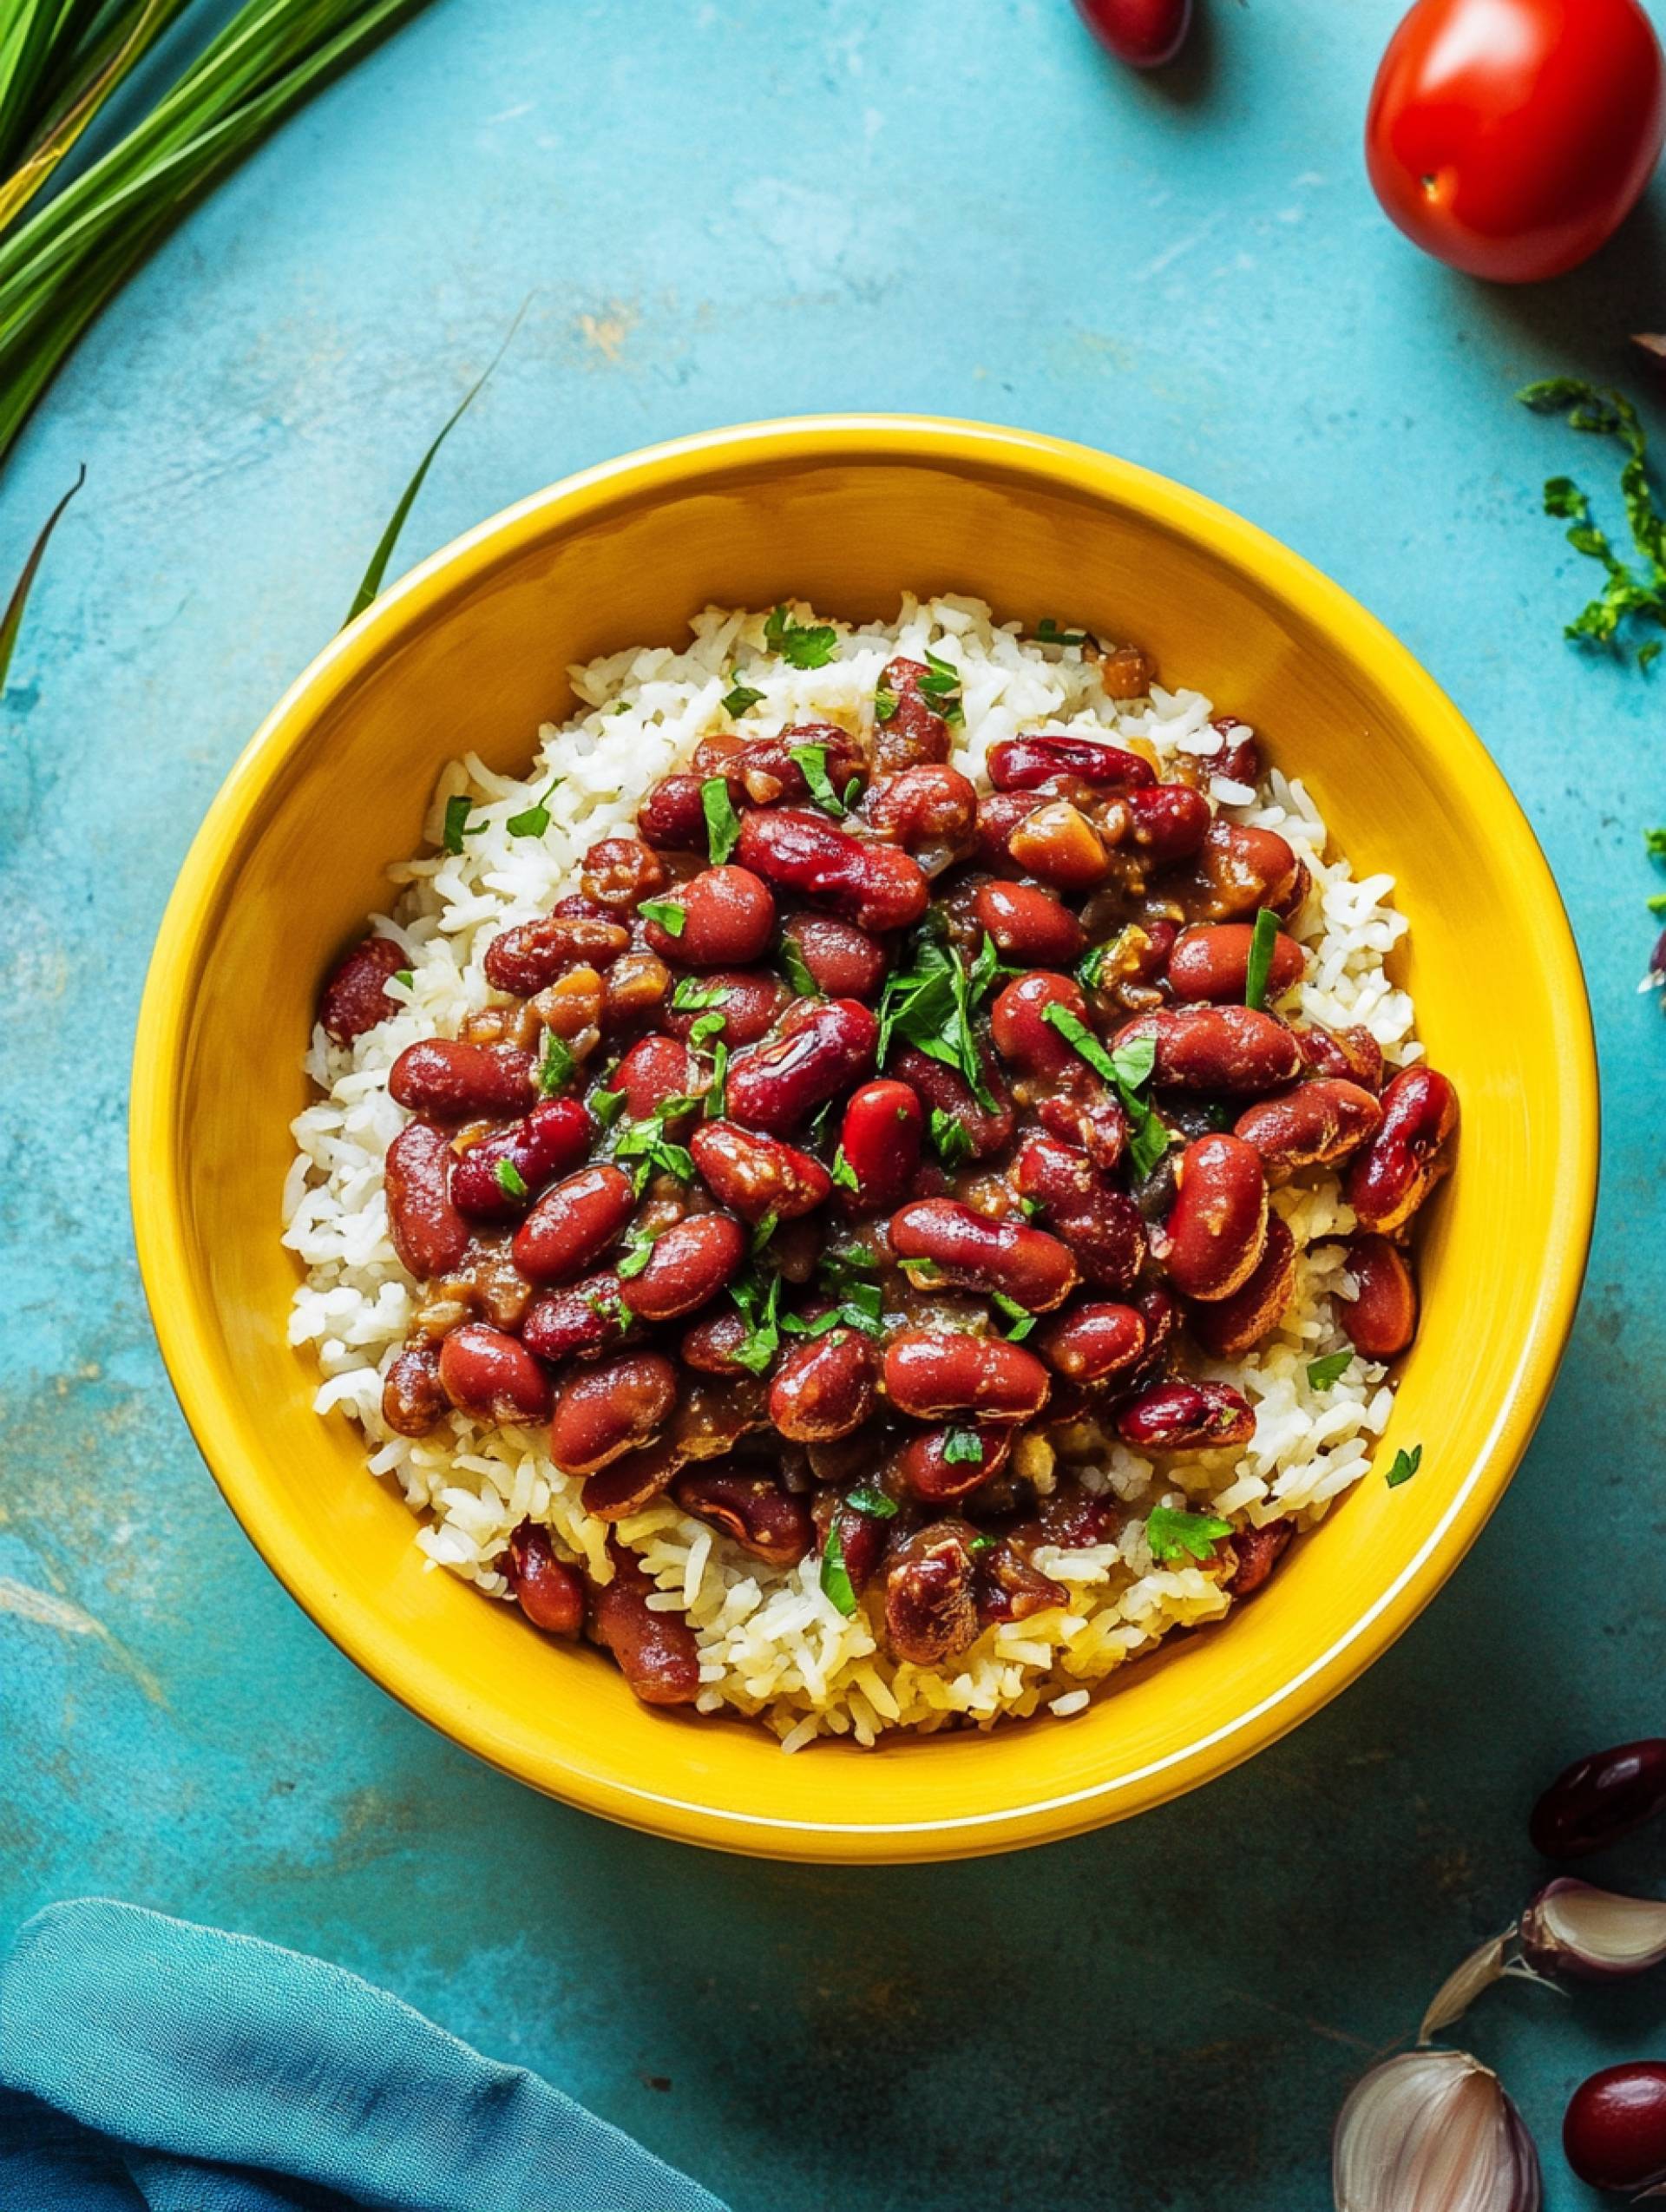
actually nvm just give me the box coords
[283,595,1419,1747]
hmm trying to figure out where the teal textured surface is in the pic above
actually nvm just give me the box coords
[2,2,1664,2206]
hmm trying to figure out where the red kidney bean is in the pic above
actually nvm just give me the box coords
[389,1040,536,1120]
[588,1538,700,1705]
[581,1436,685,1520]
[972,791,1046,869]
[1166,821,1304,922]
[521,1270,633,1360]
[512,1163,635,1283]
[319,935,406,1043]
[726,996,879,1134]
[1293,1020,1385,1093]
[1235,1079,1382,1174]
[451,1098,594,1220]
[690,1120,830,1223]
[613,1034,699,1123]
[1210,716,1260,786]
[580,837,668,914]
[837,1079,925,1211]
[882,1526,980,1664]
[1345,1064,1459,1234]
[1229,1519,1293,1599]
[644,864,777,968]
[1118,1380,1255,1452]
[889,1043,1014,1159]
[769,1329,879,1441]
[1125,783,1211,863]
[1160,1134,1268,1301]
[636,772,710,850]
[814,1492,889,1594]
[672,1467,814,1565]
[1342,1233,1417,1359]
[991,971,1091,1082]
[884,1330,1051,1420]
[779,912,889,1000]
[1564,2064,1666,2193]
[1034,1087,1130,1174]
[898,1421,1014,1503]
[988,732,1156,791]
[1013,1134,1147,1290]
[506,1521,585,1636]
[663,968,789,1047]
[974,880,1087,967]
[482,914,630,995]
[1167,922,1306,1005]
[874,656,952,773]
[1189,1214,1295,1358]
[863,765,980,870]
[549,1351,676,1474]
[695,725,869,809]
[1036,1300,1147,1382]
[384,1119,469,1278]
[1115,1005,1302,1095]
[438,1323,553,1424]
[1532,1740,1666,1859]
[600,950,672,1032]
[620,1212,747,1323]
[736,808,929,934]
[679,1306,759,1375]
[382,1341,447,1435]
[890,1198,1079,1311]
[975,1540,1070,1625]
[1007,799,1110,890]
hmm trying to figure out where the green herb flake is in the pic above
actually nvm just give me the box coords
[1145,1506,1233,1565]
[1042,1004,1171,1179]
[965,1534,997,1559]
[506,777,561,838]
[705,1040,728,1118]
[785,742,847,817]
[442,794,481,855]
[1307,1351,1354,1391]
[928,1106,974,1169]
[1035,616,1088,649]
[780,935,822,1000]
[640,899,686,937]
[764,603,839,670]
[616,1224,662,1280]
[820,1519,859,1616]
[701,776,742,864]
[494,1157,528,1199]
[941,1427,984,1467]
[751,1210,779,1254]
[535,1030,575,1096]
[722,682,764,718]
[672,979,731,1013]
[687,1011,727,1047]
[1386,1443,1423,1490]
[393,968,414,989]
[992,1291,1036,1342]
[830,1146,859,1191]
[919,647,965,726]
[874,686,899,723]
[589,1086,626,1130]
[0,466,84,704]
[1243,907,1281,1012]
[847,1487,898,1520]
[876,929,1000,1109]
[726,1270,783,1375]
[1518,378,1666,664]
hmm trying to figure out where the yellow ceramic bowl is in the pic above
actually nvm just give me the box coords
[131,417,1597,1861]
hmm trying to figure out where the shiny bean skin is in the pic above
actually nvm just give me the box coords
[975,1541,1070,1625]
[451,1098,594,1220]
[620,1212,747,1323]
[1188,1214,1296,1359]
[735,807,929,934]
[644,864,777,968]
[1342,1232,1418,1358]
[890,1198,1079,1311]
[580,837,668,914]
[889,1044,1015,1160]
[1012,1134,1147,1290]
[897,1421,1014,1503]
[482,914,630,995]
[506,1522,585,1636]
[974,790,1046,868]
[1116,1379,1256,1452]
[512,1163,635,1283]
[1160,1134,1269,1301]
[769,1329,879,1441]
[1166,922,1307,1005]
[779,913,889,1000]
[680,1305,761,1375]
[662,969,789,1047]
[1036,1300,1147,1382]
[437,1323,553,1424]
[1007,799,1111,890]
[384,1119,470,1278]
[1033,1087,1130,1173]
[1229,1519,1293,1599]
[1125,783,1211,864]
[974,880,1086,967]
[521,1270,633,1360]
[882,1526,980,1665]
[883,1329,1052,1421]
[1115,1005,1302,1094]
[548,1351,677,1474]
[691,1119,831,1223]
[987,732,1155,791]
[613,1034,699,1123]
[874,657,952,774]
[1293,1020,1385,1093]
[991,970,1091,1083]
[1234,1078,1382,1175]
[837,1079,925,1211]
[381,1341,448,1435]
[1210,716,1261,787]
[694,725,869,809]
[389,1040,536,1120]
[580,1436,685,1520]
[672,1467,813,1565]
[1167,821,1303,922]
[588,1538,701,1705]
[319,935,405,1043]
[863,765,980,871]
[725,997,879,1134]
[635,772,710,851]
[600,949,673,1033]
[1345,1065,1459,1234]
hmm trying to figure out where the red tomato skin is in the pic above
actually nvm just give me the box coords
[1073,0,1192,70]
[1366,0,1666,283]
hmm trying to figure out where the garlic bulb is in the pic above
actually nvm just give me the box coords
[1520,1878,1666,1983]
[1333,2050,1541,2212]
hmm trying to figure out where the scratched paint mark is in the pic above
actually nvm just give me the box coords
[0,1577,165,1704]
[1136,207,1228,281]
[578,305,637,363]
[1222,1986,1380,2055]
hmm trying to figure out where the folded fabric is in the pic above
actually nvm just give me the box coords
[0,1899,728,2212]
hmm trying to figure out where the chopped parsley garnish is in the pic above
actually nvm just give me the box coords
[965,1533,996,1559]
[751,1210,778,1254]
[589,1086,626,1130]
[506,776,561,838]
[787,742,849,817]
[639,899,686,937]
[616,1223,663,1280]
[928,1106,974,1169]
[992,1291,1036,1342]
[941,1426,983,1467]
[846,1487,897,1520]
[613,1108,695,1192]
[701,776,742,864]
[1145,1506,1233,1565]
[494,1157,528,1199]
[672,977,732,1012]
[874,686,899,722]
[919,648,965,726]
[877,929,1001,1109]
[1243,907,1281,1012]
[393,968,414,989]
[705,1040,728,1117]
[1034,617,1088,648]
[726,1269,782,1375]
[764,603,839,670]
[780,934,822,1000]
[830,1146,859,1191]
[442,794,481,854]
[1386,1443,1422,1489]
[722,682,764,718]
[815,1251,884,1312]
[687,1010,726,1048]
[1518,378,1666,665]
[1306,1351,1354,1390]
[1040,1005,1171,1178]
[535,1029,575,1096]
[582,1284,627,1329]
[783,1298,884,1341]
[820,1518,858,1616]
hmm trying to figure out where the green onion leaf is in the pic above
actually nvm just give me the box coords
[535,1030,574,1096]
[640,899,686,936]
[1145,1506,1233,1564]
[494,1156,528,1199]
[992,1291,1035,1342]
[1386,1443,1422,1489]
[1306,1351,1353,1390]
[1034,617,1088,648]
[702,776,741,863]
[764,603,838,669]
[722,682,764,718]
[507,776,561,838]
[941,1426,983,1466]
[1243,908,1281,1011]
[0,463,83,701]
[846,1487,897,1520]
[820,1518,858,1616]
[790,743,847,817]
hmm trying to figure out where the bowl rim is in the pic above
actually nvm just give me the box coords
[130,413,1598,1857]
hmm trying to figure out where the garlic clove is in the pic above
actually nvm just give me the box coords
[1420,1927,1517,2045]
[1520,1878,1666,1983]
[1334,2050,1542,2212]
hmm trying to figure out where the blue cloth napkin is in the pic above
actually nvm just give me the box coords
[0,1900,728,2212]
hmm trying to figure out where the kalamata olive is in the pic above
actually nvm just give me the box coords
[506,1522,585,1637]
[1072,0,1191,69]
[838,1079,925,1211]
[588,1538,700,1706]
[451,1097,594,1220]
[1532,1740,1666,1859]
[319,935,406,1043]
[1167,922,1307,1006]
[644,864,777,968]
[779,912,889,1000]
[437,1323,553,1424]
[1564,2063,1666,2192]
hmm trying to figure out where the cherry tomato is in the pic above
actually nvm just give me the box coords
[1366,0,1665,283]
[1072,0,1191,70]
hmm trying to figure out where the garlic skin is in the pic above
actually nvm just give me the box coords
[1420,1929,1517,2045]
[1334,2051,1542,2212]
[1520,1878,1666,1984]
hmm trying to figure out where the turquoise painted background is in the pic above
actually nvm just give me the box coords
[3,2,1665,2203]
